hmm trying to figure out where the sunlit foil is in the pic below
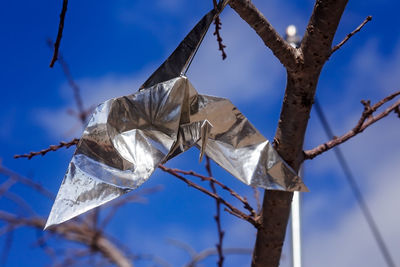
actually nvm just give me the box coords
[45,4,307,229]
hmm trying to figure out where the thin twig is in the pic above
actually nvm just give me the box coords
[184,247,252,267]
[100,186,163,228]
[14,138,79,159]
[159,164,260,228]
[0,211,133,267]
[49,0,69,67]
[330,16,372,55]
[0,165,54,199]
[395,106,400,118]
[166,167,256,217]
[304,90,400,159]
[213,16,227,60]
[47,39,89,124]
[0,228,13,266]
[205,156,224,267]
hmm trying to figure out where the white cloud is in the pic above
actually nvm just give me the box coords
[303,156,400,266]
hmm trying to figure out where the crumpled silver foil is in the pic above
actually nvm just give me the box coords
[45,4,307,229]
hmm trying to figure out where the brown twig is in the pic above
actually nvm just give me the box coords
[0,165,54,199]
[47,39,89,124]
[14,138,79,159]
[394,105,400,118]
[0,211,133,267]
[0,227,13,266]
[213,16,227,60]
[12,137,258,228]
[229,0,298,70]
[100,186,163,228]
[304,90,400,159]
[49,0,69,67]
[330,16,372,55]
[184,247,252,267]
[205,156,224,267]
[159,164,260,228]
[164,166,257,217]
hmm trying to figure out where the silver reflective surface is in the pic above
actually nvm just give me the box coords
[46,76,307,228]
[45,3,307,228]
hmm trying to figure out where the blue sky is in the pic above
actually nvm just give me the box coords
[1,0,400,266]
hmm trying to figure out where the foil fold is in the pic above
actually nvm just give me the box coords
[45,4,307,228]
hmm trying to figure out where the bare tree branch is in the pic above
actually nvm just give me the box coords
[213,16,227,60]
[0,165,54,199]
[47,39,92,124]
[159,164,260,228]
[205,157,225,267]
[252,1,349,266]
[0,211,133,267]
[184,247,252,267]
[14,138,79,159]
[304,90,400,159]
[166,167,257,217]
[100,186,163,228]
[49,0,69,67]
[331,15,372,55]
[301,0,349,65]
[229,0,299,70]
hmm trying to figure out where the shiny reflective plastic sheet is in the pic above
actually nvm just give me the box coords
[45,4,307,229]
[46,76,307,228]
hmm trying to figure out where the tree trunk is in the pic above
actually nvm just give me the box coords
[227,0,349,266]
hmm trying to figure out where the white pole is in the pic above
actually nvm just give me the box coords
[285,24,303,267]
[291,190,302,267]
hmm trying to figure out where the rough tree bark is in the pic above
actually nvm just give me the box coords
[229,0,348,266]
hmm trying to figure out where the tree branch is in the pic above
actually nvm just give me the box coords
[229,0,299,70]
[0,165,54,199]
[330,15,372,55]
[159,164,260,228]
[304,91,400,159]
[166,166,257,217]
[184,247,252,267]
[49,0,69,68]
[252,1,349,266]
[14,138,79,159]
[205,157,224,267]
[301,0,349,66]
[0,211,133,267]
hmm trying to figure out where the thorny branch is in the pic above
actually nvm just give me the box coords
[331,15,372,55]
[49,0,69,67]
[14,138,79,159]
[304,90,400,159]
